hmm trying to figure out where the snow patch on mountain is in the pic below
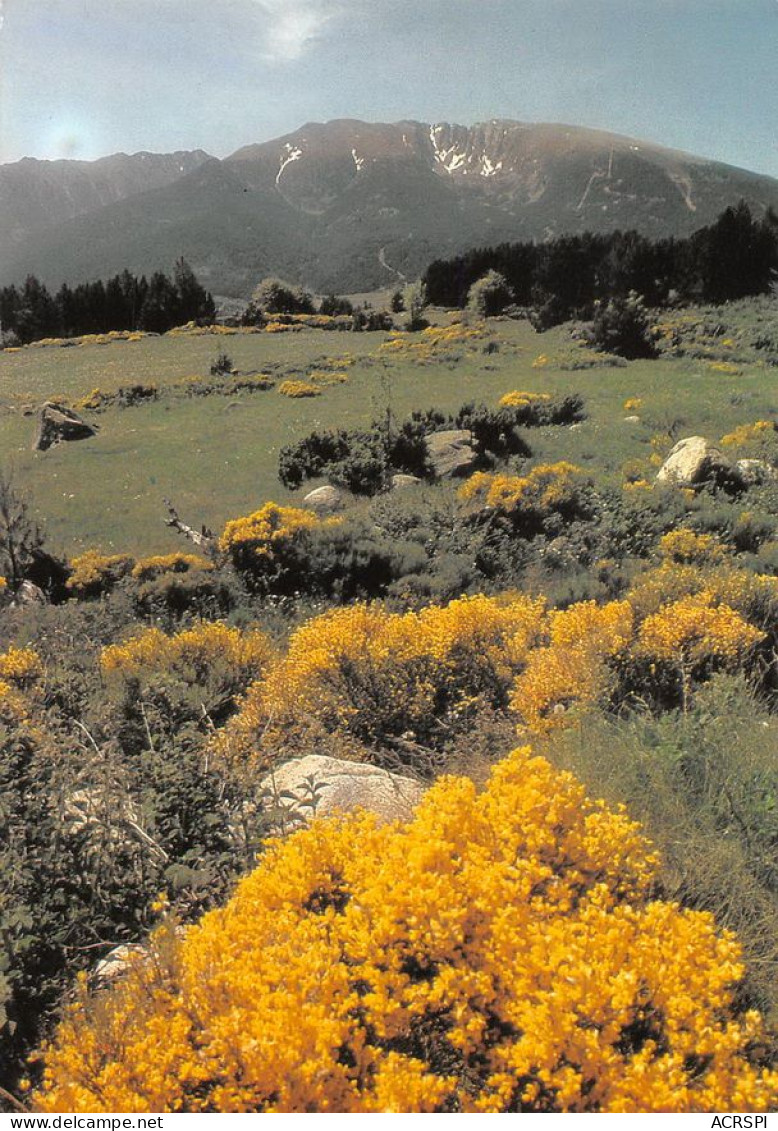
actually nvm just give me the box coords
[429,124,505,177]
[276,143,303,185]
[480,155,503,177]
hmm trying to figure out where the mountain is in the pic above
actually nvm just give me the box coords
[0,149,212,264]
[3,120,778,296]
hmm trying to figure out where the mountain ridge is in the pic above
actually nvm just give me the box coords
[3,119,778,296]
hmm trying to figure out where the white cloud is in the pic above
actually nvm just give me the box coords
[254,0,343,61]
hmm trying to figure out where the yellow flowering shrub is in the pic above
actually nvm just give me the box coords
[101,622,273,717]
[0,647,43,723]
[307,369,349,386]
[0,646,43,688]
[720,420,776,449]
[498,390,551,408]
[36,746,778,1113]
[377,323,486,363]
[219,502,323,558]
[626,562,706,621]
[511,646,612,735]
[623,397,643,411]
[511,602,633,732]
[626,560,778,628]
[708,361,742,375]
[218,594,547,766]
[459,463,584,520]
[657,529,727,565]
[76,387,107,411]
[702,569,778,630]
[0,678,33,723]
[278,380,321,397]
[420,322,486,344]
[131,553,213,581]
[548,599,634,654]
[634,596,763,673]
[66,551,136,598]
[218,502,327,582]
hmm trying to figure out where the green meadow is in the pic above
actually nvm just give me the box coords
[0,312,775,557]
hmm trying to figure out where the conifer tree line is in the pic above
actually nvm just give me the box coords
[423,201,778,323]
[0,257,215,344]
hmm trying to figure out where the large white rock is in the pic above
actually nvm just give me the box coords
[302,485,344,513]
[260,755,425,830]
[656,436,739,489]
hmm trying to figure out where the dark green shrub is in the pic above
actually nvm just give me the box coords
[351,309,394,332]
[467,270,514,316]
[250,277,314,316]
[279,418,430,495]
[131,568,239,625]
[529,293,571,331]
[509,393,586,427]
[210,351,233,376]
[589,292,657,359]
[278,430,352,490]
[455,403,532,459]
[319,294,353,317]
[328,438,388,495]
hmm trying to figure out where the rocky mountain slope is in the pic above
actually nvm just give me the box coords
[3,119,778,295]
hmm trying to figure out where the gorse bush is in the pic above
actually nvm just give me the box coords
[217,500,431,601]
[277,379,321,398]
[101,621,273,725]
[216,594,548,768]
[130,553,213,582]
[65,551,136,599]
[219,503,324,578]
[460,463,590,534]
[213,546,773,771]
[35,746,778,1113]
[494,392,585,428]
[511,600,634,733]
[64,551,234,623]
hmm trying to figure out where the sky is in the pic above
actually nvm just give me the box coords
[1,0,778,176]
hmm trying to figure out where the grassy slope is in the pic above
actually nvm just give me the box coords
[0,314,775,557]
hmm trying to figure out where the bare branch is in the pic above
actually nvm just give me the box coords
[163,498,216,552]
